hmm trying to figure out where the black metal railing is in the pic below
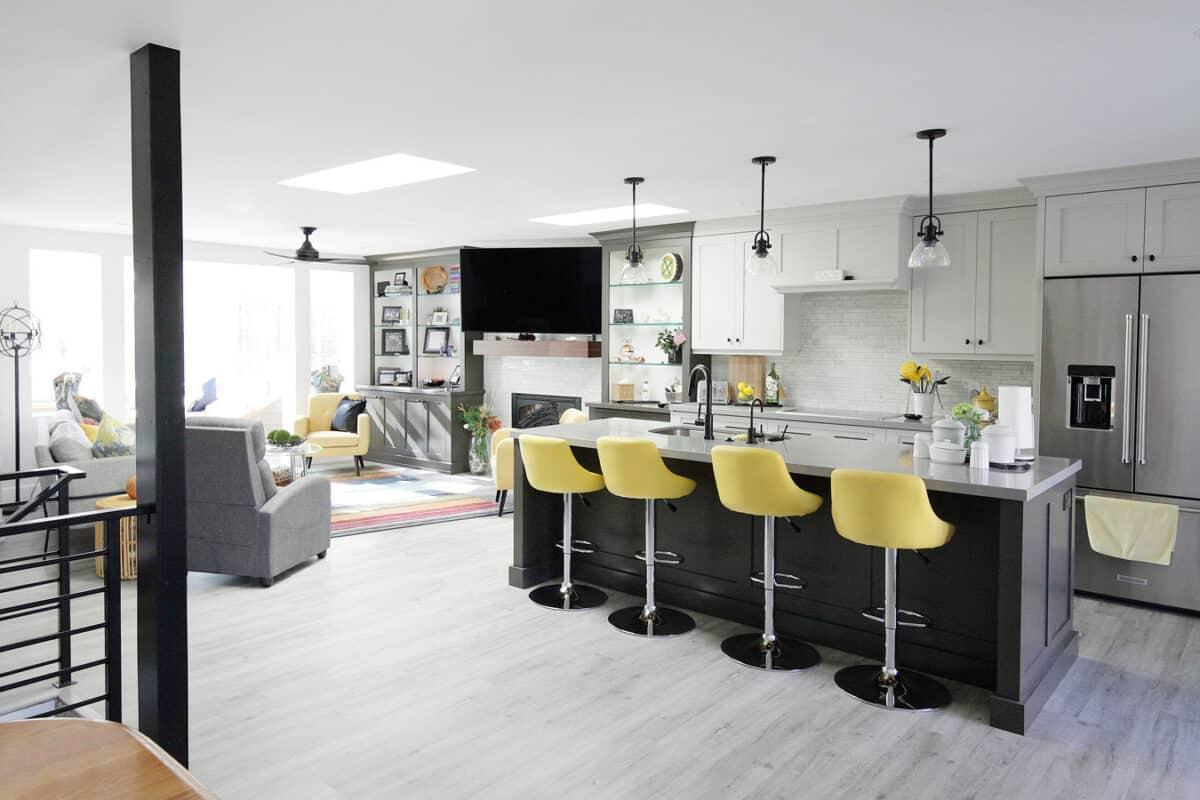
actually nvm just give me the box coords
[0,467,148,722]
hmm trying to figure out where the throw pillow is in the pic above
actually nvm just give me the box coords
[92,413,136,458]
[80,422,99,443]
[330,397,366,433]
[49,420,94,462]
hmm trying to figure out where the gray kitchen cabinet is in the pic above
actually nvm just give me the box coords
[404,398,430,461]
[426,400,452,463]
[1144,183,1200,273]
[1043,188,1146,277]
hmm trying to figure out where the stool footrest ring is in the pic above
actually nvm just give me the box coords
[635,549,684,566]
[751,571,807,590]
[556,539,597,555]
[860,607,931,628]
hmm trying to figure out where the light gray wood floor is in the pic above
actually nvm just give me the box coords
[2,517,1198,799]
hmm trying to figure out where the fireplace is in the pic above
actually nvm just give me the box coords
[512,393,582,428]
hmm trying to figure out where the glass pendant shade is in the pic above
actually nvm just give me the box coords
[746,246,777,276]
[620,248,647,283]
[908,238,951,268]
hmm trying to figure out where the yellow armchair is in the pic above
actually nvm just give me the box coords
[492,427,514,516]
[293,392,371,475]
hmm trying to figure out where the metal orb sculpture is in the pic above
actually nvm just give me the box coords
[0,303,41,358]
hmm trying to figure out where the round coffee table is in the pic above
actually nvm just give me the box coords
[94,494,137,581]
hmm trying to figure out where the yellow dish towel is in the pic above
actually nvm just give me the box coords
[1084,494,1179,566]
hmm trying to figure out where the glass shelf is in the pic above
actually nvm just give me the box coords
[375,352,413,357]
[609,361,682,367]
[417,322,462,327]
[609,322,683,327]
[417,353,461,359]
[608,282,683,289]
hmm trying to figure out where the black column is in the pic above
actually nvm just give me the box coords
[130,43,188,765]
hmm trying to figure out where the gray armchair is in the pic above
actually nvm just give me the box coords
[186,417,331,586]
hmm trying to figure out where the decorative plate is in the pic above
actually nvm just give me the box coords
[659,253,683,282]
[422,266,448,294]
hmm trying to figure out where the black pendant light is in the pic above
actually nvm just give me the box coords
[908,129,951,269]
[265,227,368,265]
[619,177,647,284]
[746,156,778,276]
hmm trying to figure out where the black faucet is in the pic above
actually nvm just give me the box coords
[747,398,765,444]
[688,364,715,440]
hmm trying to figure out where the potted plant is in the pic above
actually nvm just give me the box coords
[458,398,502,475]
[951,402,987,446]
[656,328,687,364]
[899,360,949,419]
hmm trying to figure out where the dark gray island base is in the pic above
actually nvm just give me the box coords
[509,419,1082,735]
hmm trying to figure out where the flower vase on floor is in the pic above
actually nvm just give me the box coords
[468,433,489,475]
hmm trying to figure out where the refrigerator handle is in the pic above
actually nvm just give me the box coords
[1122,313,1133,464]
[1136,313,1149,465]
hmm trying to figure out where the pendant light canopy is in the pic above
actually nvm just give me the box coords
[619,176,648,284]
[908,128,951,269]
[747,156,778,276]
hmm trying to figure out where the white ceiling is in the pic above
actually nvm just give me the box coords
[2,1,1198,256]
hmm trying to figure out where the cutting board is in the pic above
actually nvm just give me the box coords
[727,355,766,401]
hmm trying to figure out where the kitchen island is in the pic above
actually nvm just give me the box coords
[509,418,1082,734]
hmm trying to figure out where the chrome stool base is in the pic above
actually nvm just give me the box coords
[720,632,820,671]
[608,605,695,637]
[528,583,607,611]
[834,664,951,712]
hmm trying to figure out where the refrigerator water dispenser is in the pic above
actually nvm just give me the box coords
[1067,365,1115,430]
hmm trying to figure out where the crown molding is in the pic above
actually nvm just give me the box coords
[1021,157,1200,196]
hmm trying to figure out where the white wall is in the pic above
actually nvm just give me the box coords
[0,223,369,483]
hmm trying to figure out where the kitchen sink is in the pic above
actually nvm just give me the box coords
[649,425,704,437]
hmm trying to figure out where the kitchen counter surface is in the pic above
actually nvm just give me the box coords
[516,417,1078,502]
[670,402,934,432]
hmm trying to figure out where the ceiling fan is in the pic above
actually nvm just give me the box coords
[264,226,368,265]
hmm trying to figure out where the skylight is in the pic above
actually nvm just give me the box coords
[279,153,475,194]
[530,203,688,226]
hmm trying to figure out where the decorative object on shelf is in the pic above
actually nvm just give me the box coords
[655,328,686,364]
[310,365,344,392]
[736,381,756,403]
[430,308,449,325]
[1,302,41,494]
[381,305,405,324]
[382,329,409,355]
[446,264,461,294]
[421,265,449,294]
[951,403,987,447]
[376,280,390,297]
[970,386,998,417]
[746,155,778,276]
[448,364,463,388]
[377,368,397,385]
[659,252,684,282]
[900,360,949,419]
[613,307,634,324]
[264,226,368,264]
[617,340,644,363]
[393,270,411,287]
[908,128,951,269]
[619,176,648,284]
[457,397,501,475]
[423,326,451,354]
[765,362,781,405]
[612,381,635,402]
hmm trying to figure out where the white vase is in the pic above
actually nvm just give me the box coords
[912,391,935,419]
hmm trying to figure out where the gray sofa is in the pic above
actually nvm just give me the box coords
[34,411,134,512]
[186,417,331,587]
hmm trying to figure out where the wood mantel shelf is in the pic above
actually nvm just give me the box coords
[473,339,602,358]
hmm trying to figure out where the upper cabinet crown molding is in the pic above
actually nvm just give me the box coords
[1021,158,1200,197]
[588,221,695,244]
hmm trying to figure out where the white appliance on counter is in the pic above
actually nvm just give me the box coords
[1041,274,1200,612]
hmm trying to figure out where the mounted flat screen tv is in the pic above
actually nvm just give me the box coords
[460,247,602,334]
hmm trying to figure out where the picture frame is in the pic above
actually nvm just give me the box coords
[376,280,390,297]
[392,270,411,287]
[381,329,409,355]
[422,326,451,354]
[377,368,397,385]
[430,310,449,325]
[613,308,634,324]
[381,306,404,324]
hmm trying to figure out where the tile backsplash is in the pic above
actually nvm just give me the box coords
[483,356,603,427]
[711,291,1034,416]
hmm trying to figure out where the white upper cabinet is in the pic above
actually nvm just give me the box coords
[771,212,909,292]
[910,212,978,355]
[910,205,1037,358]
[1144,183,1200,273]
[975,206,1037,356]
[1043,188,1146,276]
[691,232,784,354]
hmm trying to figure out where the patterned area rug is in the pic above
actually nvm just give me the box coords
[320,464,501,536]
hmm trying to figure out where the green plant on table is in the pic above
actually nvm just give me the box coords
[951,402,986,445]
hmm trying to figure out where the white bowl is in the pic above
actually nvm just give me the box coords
[929,442,967,464]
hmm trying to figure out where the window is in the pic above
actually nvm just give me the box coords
[183,261,295,431]
[28,249,105,412]
[309,269,357,391]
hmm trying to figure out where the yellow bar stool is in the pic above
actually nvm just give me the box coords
[596,437,697,637]
[520,434,609,611]
[711,446,824,671]
[830,468,955,711]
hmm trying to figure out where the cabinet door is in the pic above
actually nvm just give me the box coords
[975,206,1037,357]
[775,223,836,284]
[404,399,429,460]
[1144,183,1200,274]
[426,400,451,463]
[1044,189,1146,276]
[691,234,743,351]
[382,397,408,454]
[366,396,390,455]
[910,212,978,354]
[739,235,785,352]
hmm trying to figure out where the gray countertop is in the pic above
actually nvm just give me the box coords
[516,418,1079,502]
[357,385,482,397]
[668,402,934,432]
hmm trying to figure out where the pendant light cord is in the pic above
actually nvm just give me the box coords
[631,180,638,255]
[759,159,767,237]
[928,135,935,223]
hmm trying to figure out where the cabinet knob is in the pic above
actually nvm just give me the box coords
[735,338,740,343]
[964,338,971,345]
[978,339,984,346]
[1131,255,1138,263]
[1147,254,1156,262]
[726,337,731,343]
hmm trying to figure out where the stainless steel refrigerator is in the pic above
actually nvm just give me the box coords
[1041,274,1200,611]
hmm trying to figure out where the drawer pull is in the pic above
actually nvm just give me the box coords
[1116,573,1149,586]
[834,435,869,441]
